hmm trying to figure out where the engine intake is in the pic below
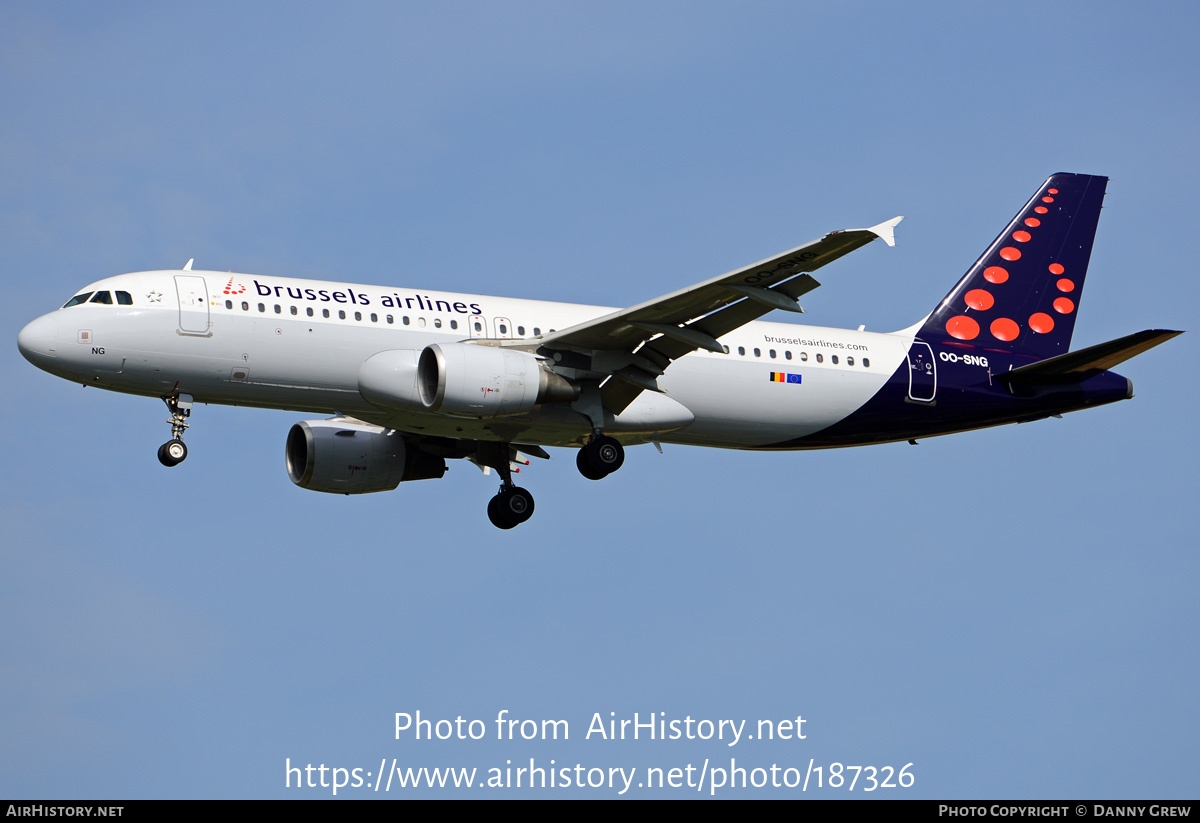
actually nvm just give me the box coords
[286,419,446,494]
[417,342,578,416]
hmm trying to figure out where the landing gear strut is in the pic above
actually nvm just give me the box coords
[576,434,624,480]
[480,442,536,529]
[158,393,192,467]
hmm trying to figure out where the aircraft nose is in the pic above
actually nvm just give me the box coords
[17,314,58,366]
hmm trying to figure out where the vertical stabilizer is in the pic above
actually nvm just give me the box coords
[917,173,1107,358]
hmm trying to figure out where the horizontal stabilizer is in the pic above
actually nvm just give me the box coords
[997,329,1182,388]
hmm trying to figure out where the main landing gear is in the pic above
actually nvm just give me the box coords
[576,434,624,480]
[157,393,192,467]
[479,442,536,530]
[478,435,624,529]
[487,485,535,530]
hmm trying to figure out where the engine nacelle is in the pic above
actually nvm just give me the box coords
[417,342,578,417]
[286,419,446,494]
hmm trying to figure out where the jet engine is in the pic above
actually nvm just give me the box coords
[285,419,446,494]
[417,342,578,416]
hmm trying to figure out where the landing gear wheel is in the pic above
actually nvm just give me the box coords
[487,495,515,529]
[591,435,625,474]
[578,435,624,479]
[157,439,188,467]
[487,486,535,529]
[577,448,607,481]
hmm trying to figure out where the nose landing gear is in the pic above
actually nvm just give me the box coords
[157,393,193,467]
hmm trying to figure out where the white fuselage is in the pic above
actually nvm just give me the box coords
[20,269,917,449]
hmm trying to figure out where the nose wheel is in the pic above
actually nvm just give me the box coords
[157,439,188,467]
[158,393,193,467]
[577,434,624,480]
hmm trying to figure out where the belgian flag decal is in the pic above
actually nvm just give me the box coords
[769,372,802,384]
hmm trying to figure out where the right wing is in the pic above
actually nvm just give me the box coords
[504,217,902,413]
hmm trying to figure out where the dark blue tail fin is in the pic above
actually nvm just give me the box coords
[918,172,1107,358]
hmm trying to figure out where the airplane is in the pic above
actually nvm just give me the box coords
[17,173,1181,529]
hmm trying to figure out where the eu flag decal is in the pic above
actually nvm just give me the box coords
[769,372,802,384]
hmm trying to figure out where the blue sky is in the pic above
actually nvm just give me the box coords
[2,2,1196,798]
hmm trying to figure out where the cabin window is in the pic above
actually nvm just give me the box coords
[338,310,346,319]
[785,350,792,360]
[753,348,761,357]
[434,318,442,328]
[534,328,541,336]
[225,300,233,309]
[419,317,427,328]
[370,313,378,322]
[290,306,298,315]
[242,301,249,311]
[403,316,410,325]
[322,308,330,318]
[800,352,808,362]
[387,315,394,324]
[116,291,133,305]
[499,323,508,335]
[831,355,838,365]
[847,356,854,366]
[354,311,362,321]
[816,353,823,363]
[769,349,776,358]
[274,304,281,314]
[738,346,746,356]
[307,307,314,317]
[517,325,525,336]
[258,303,266,312]
[863,358,870,368]
[450,320,458,330]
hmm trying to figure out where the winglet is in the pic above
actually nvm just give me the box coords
[867,216,903,247]
[183,258,194,271]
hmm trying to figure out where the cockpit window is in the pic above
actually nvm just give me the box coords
[89,291,113,304]
[63,292,94,308]
[115,291,133,305]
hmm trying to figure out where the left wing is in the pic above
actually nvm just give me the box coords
[505,217,902,413]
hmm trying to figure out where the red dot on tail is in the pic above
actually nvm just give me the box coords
[983,266,1009,284]
[1048,263,1065,275]
[1024,218,1041,227]
[1029,312,1055,333]
[946,315,980,340]
[1042,196,1055,203]
[999,247,1022,261]
[1034,206,1048,214]
[1013,230,1031,242]
[965,289,995,311]
[1057,278,1075,292]
[1048,188,1059,194]
[991,318,1019,341]
[1053,297,1075,314]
